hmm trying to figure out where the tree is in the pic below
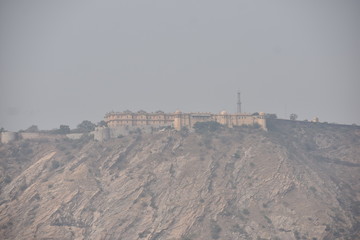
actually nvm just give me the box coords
[57,125,70,134]
[25,125,39,132]
[265,113,277,119]
[98,120,107,127]
[77,120,96,132]
[193,121,222,134]
[180,126,189,137]
[290,113,298,121]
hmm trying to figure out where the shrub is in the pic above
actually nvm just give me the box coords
[20,183,28,191]
[32,193,41,201]
[138,230,150,238]
[180,127,189,136]
[76,120,96,132]
[309,186,317,193]
[98,120,107,127]
[4,175,12,184]
[202,136,212,149]
[210,220,222,239]
[257,236,267,240]
[57,125,70,134]
[294,230,301,240]
[51,160,60,170]
[231,224,246,234]
[264,215,272,224]
[290,113,298,121]
[265,113,277,119]
[181,234,195,240]
[25,125,39,132]
[242,208,250,215]
[194,121,222,134]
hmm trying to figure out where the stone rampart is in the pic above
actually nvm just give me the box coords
[66,133,84,140]
[93,127,110,141]
[0,132,18,144]
[19,132,65,141]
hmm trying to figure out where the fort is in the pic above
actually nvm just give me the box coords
[90,110,267,141]
[104,92,266,132]
[0,110,269,143]
[0,110,268,143]
[104,110,267,131]
[0,91,270,143]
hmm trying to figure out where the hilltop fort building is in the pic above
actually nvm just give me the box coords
[0,110,268,143]
[102,110,267,136]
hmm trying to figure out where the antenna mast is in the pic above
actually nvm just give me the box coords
[237,91,241,113]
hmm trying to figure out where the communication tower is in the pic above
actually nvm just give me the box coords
[237,91,241,113]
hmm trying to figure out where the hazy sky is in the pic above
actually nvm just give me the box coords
[1,0,359,131]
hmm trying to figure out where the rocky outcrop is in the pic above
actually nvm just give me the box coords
[0,121,359,239]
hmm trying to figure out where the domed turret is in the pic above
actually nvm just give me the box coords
[220,110,227,115]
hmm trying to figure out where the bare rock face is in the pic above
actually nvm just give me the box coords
[0,121,359,240]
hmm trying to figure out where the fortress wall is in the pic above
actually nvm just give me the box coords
[238,117,256,126]
[1,132,86,143]
[228,115,267,130]
[66,133,83,140]
[183,114,192,129]
[0,132,18,144]
[255,118,267,131]
[93,127,110,141]
[175,113,214,130]
[20,132,65,141]
[217,115,229,126]
[20,132,42,139]
[190,115,214,128]
[108,125,159,139]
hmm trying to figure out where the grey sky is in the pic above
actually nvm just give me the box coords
[1,0,359,131]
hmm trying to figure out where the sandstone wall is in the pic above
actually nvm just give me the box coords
[0,132,18,144]
[19,132,65,141]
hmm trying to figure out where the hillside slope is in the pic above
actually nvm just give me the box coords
[0,121,359,240]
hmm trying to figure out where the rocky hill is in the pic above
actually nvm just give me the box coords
[0,120,359,240]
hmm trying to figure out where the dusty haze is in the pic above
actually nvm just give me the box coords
[1,0,360,131]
